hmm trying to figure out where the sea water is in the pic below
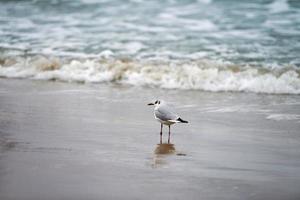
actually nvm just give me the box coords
[0,0,300,94]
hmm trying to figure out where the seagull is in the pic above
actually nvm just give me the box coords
[148,100,188,143]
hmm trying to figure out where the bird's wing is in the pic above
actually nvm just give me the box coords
[155,104,178,121]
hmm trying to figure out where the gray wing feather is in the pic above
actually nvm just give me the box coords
[155,104,178,121]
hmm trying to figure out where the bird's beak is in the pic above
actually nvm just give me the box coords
[147,103,154,105]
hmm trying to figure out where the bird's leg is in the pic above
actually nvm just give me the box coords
[168,125,171,144]
[160,124,163,144]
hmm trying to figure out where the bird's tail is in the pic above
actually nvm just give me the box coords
[177,117,188,123]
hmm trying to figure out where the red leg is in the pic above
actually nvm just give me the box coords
[160,124,163,144]
[168,125,170,144]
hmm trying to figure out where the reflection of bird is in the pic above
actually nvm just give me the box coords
[148,100,188,143]
[154,143,175,155]
[152,143,176,168]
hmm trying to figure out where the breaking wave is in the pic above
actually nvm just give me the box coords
[0,55,299,94]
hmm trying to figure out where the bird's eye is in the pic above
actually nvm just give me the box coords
[155,100,158,104]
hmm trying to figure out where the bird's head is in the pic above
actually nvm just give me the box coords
[147,100,161,106]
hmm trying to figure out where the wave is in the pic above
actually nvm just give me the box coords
[0,55,299,94]
[266,114,300,121]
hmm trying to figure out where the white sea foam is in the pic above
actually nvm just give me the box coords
[207,106,271,114]
[269,0,290,13]
[266,114,300,121]
[197,0,212,4]
[183,19,217,31]
[157,13,217,32]
[0,55,300,94]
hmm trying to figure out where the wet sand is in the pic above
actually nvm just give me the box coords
[1,79,300,200]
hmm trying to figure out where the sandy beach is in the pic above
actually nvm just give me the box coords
[0,78,300,200]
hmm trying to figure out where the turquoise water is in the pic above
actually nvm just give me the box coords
[0,0,300,93]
